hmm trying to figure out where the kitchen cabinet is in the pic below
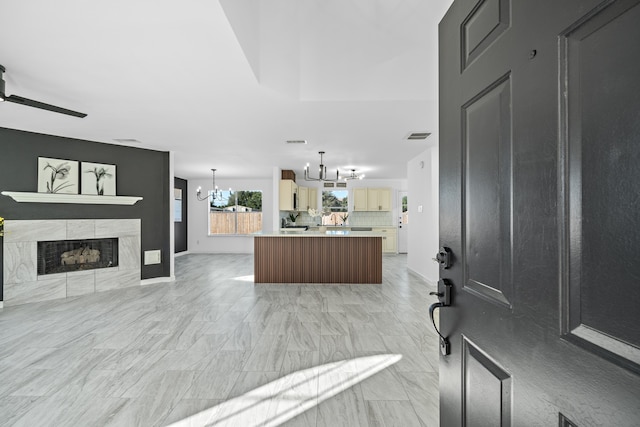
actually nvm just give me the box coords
[297,187,318,211]
[353,187,391,212]
[353,188,368,211]
[279,180,298,211]
[377,227,397,253]
[309,188,318,210]
[366,189,379,211]
[368,188,391,211]
[255,235,382,283]
[298,187,308,211]
[376,188,391,211]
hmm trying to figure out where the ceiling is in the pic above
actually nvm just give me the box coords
[0,0,452,180]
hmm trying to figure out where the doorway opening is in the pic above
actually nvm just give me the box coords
[398,191,408,253]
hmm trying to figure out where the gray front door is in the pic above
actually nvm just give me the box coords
[437,0,640,424]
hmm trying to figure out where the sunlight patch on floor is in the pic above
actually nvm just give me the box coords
[233,275,255,282]
[166,354,402,427]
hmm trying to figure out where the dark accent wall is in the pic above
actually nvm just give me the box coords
[0,127,171,302]
[174,177,188,253]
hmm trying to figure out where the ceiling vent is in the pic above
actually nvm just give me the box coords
[323,182,347,188]
[286,140,307,144]
[406,132,431,140]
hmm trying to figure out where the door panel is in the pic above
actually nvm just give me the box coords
[439,0,640,425]
[461,0,510,69]
[463,74,513,308]
[462,337,512,426]
[559,414,579,427]
[561,0,640,370]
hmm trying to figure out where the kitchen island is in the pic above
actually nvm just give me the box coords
[254,232,382,284]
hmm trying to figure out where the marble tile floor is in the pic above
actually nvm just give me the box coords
[0,254,441,426]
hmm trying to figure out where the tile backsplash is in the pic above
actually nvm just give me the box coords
[280,211,392,227]
[348,212,393,226]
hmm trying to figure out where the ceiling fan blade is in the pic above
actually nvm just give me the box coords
[4,94,87,118]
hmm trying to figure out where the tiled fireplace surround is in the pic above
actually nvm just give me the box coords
[3,219,141,306]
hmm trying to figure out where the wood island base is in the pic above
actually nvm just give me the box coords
[254,236,382,284]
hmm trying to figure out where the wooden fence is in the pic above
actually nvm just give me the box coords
[210,212,263,234]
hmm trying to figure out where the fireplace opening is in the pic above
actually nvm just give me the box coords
[37,238,119,275]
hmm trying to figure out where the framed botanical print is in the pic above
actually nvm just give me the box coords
[81,162,116,196]
[38,157,79,194]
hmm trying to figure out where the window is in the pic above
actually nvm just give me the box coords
[401,195,408,224]
[174,188,182,222]
[322,190,348,225]
[209,190,263,235]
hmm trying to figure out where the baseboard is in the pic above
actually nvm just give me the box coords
[407,267,438,286]
[141,276,175,286]
[175,251,190,257]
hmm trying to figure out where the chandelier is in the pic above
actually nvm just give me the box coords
[343,169,365,181]
[196,169,224,202]
[304,151,339,182]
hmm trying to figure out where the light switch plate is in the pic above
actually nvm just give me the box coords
[144,250,161,265]
[418,205,423,213]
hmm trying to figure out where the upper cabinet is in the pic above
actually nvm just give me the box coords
[353,188,391,212]
[309,187,318,211]
[279,180,298,211]
[367,189,380,211]
[353,188,368,211]
[376,188,392,211]
[297,186,318,211]
[298,187,308,211]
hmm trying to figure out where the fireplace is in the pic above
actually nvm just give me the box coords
[37,238,119,275]
[3,219,141,306]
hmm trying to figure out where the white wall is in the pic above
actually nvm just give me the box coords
[188,177,274,254]
[407,146,439,283]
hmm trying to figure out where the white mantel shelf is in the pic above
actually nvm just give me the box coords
[1,191,143,205]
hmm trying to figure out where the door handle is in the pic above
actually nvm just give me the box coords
[429,279,452,356]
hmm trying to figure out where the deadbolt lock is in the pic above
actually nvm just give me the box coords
[434,247,452,269]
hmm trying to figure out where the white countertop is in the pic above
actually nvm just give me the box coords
[258,230,384,237]
[307,225,396,229]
